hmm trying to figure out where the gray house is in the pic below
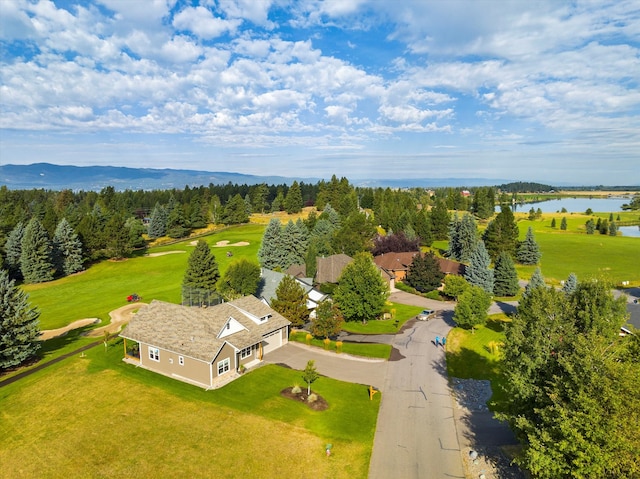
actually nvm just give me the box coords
[120,296,290,389]
[258,268,328,314]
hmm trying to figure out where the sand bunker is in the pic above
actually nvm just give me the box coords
[40,318,100,341]
[145,251,186,257]
[213,240,250,247]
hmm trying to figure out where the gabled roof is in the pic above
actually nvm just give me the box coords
[374,251,420,272]
[257,268,327,306]
[120,296,290,362]
[315,254,353,284]
[436,257,466,275]
[285,263,307,279]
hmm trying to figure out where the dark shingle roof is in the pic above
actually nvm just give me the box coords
[315,254,353,284]
[120,296,290,362]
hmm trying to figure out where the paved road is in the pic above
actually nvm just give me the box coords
[368,315,465,479]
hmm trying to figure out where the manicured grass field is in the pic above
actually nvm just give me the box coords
[341,302,424,334]
[0,338,380,479]
[22,224,266,330]
[445,315,510,410]
[289,331,392,359]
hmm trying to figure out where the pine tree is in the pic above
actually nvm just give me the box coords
[429,199,450,240]
[284,181,303,214]
[271,275,309,327]
[0,269,41,370]
[5,222,24,280]
[482,205,519,260]
[609,221,617,236]
[182,240,220,299]
[148,202,168,238]
[334,252,389,323]
[405,252,445,293]
[258,219,283,270]
[279,220,309,270]
[464,240,494,294]
[223,194,249,224]
[523,267,545,298]
[52,218,84,276]
[585,219,595,234]
[20,217,54,283]
[516,226,541,265]
[493,251,520,297]
[560,217,567,230]
[562,272,578,295]
[550,218,556,228]
[450,213,477,263]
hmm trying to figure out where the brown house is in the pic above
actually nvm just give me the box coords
[120,296,290,389]
[435,257,466,276]
[373,251,420,288]
[315,254,353,284]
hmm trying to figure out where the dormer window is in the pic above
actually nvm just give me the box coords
[260,314,272,321]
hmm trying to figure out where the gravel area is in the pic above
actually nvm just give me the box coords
[452,378,526,479]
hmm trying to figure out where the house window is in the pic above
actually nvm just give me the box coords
[217,358,230,375]
[178,356,184,366]
[148,347,160,362]
[240,346,252,359]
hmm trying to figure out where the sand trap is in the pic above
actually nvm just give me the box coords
[40,318,100,341]
[213,240,250,247]
[84,303,146,337]
[145,250,186,257]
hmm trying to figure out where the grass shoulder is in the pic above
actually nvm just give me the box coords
[289,330,391,359]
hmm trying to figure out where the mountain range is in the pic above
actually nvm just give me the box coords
[0,163,514,191]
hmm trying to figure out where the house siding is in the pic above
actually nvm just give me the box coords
[139,343,211,387]
[213,343,237,378]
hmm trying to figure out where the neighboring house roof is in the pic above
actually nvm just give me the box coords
[257,268,328,306]
[120,296,290,362]
[315,254,353,284]
[373,251,420,272]
[436,257,466,276]
[285,263,307,278]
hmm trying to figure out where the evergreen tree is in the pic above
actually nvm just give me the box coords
[523,267,545,298]
[279,219,309,270]
[609,221,617,236]
[472,187,495,219]
[284,181,303,214]
[258,219,283,270]
[413,210,433,246]
[271,275,309,327]
[429,199,450,240]
[550,217,556,228]
[319,204,341,229]
[222,194,249,224]
[166,202,189,238]
[311,300,343,339]
[482,205,519,260]
[4,222,24,280]
[218,258,261,300]
[493,251,520,297]
[405,252,445,293]
[516,226,541,265]
[562,272,578,295]
[585,219,595,234]
[598,218,609,235]
[464,240,494,294]
[52,218,83,276]
[251,183,269,214]
[332,211,376,256]
[270,190,284,212]
[0,269,41,370]
[560,217,567,230]
[104,214,132,259]
[182,240,220,304]
[148,202,168,238]
[20,217,54,283]
[334,252,389,323]
[447,213,477,262]
[453,285,491,331]
[243,194,253,217]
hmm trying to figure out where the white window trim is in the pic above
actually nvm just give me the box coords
[240,346,252,360]
[217,357,230,376]
[148,347,160,362]
[178,356,184,366]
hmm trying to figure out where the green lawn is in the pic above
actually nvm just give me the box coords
[0,337,380,479]
[341,302,424,334]
[22,224,266,330]
[445,315,510,410]
[289,330,392,359]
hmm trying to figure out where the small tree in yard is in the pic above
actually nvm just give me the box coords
[562,272,578,295]
[464,240,494,294]
[0,269,41,370]
[443,275,470,300]
[493,251,520,297]
[516,227,541,265]
[405,251,445,293]
[271,275,309,327]
[182,240,220,306]
[334,252,389,323]
[218,258,261,300]
[311,300,343,339]
[302,359,319,395]
[453,285,491,332]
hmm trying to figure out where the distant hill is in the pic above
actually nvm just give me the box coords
[0,163,516,190]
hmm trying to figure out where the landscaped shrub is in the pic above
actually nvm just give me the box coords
[291,385,302,394]
[307,393,318,403]
[425,290,441,300]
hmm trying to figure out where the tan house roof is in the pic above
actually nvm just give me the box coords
[436,257,466,275]
[120,296,290,362]
[373,251,420,272]
[315,254,353,284]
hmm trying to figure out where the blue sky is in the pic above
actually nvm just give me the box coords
[1,0,639,185]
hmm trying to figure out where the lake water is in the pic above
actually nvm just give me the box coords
[505,197,630,214]
[618,226,640,238]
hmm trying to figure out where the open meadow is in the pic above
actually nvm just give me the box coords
[0,339,380,479]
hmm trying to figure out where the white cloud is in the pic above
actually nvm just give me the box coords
[173,6,242,39]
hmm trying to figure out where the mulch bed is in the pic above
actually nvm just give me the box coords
[280,387,329,411]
